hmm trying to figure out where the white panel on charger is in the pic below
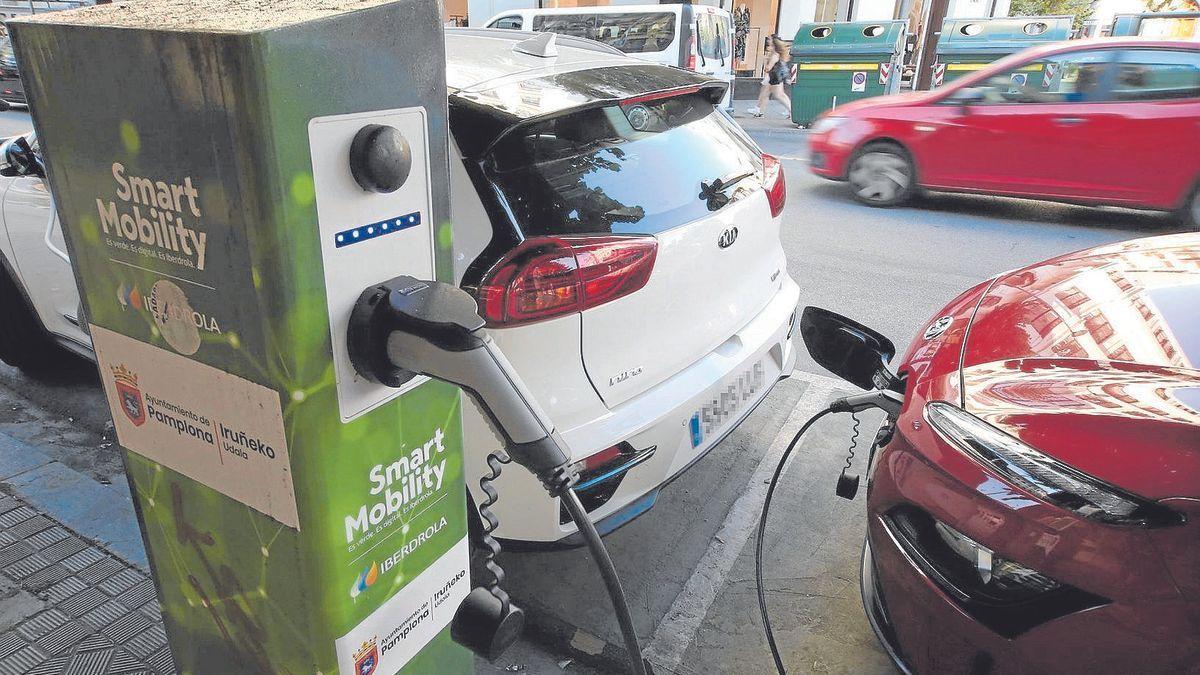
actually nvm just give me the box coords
[308,107,436,422]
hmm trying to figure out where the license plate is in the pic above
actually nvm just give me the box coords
[690,361,766,449]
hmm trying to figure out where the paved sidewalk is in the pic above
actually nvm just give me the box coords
[0,489,171,675]
[730,98,805,133]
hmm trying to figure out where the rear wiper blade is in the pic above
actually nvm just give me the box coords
[699,171,753,198]
[699,171,753,211]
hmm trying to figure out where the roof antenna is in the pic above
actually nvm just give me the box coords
[513,32,558,58]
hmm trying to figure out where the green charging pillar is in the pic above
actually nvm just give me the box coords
[10,0,473,672]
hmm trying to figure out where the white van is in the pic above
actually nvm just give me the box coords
[481,4,735,109]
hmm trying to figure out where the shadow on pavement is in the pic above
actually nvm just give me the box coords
[910,192,1184,232]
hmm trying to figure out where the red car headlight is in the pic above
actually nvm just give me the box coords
[809,115,846,134]
[924,401,1182,528]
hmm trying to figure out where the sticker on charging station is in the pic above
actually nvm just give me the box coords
[335,536,470,674]
[91,325,299,528]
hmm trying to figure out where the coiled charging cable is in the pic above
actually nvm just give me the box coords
[479,453,647,675]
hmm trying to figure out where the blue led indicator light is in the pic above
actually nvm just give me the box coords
[335,211,422,248]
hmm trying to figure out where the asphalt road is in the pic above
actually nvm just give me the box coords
[0,107,1187,674]
[0,109,33,139]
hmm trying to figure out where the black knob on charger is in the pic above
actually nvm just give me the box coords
[349,123,412,194]
[451,587,525,661]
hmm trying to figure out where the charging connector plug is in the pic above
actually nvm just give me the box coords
[828,389,903,418]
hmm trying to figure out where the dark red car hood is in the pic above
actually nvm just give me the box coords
[958,233,1200,499]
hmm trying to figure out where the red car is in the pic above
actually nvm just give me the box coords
[807,39,1200,228]
[804,232,1200,673]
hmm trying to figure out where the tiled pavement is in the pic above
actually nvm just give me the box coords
[0,491,173,675]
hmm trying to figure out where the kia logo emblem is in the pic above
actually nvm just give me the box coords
[718,227,738,249]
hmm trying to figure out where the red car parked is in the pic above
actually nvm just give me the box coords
[804,232,1200,673]
[807,39,1200,228]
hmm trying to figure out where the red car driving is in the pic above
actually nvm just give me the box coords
[807,39,1200,229]
[806,232,1200,672]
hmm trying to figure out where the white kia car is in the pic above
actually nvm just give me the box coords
[0,28,799,543]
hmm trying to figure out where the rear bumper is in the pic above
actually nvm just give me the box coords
[472,275,801,542]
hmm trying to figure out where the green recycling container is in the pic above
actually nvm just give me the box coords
[932,16,1073,88]
[789,20,907,127]
[1110,11,1200,37]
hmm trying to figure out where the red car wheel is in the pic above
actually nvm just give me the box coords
[847,142,915,208]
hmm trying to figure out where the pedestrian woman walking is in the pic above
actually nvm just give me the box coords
[747,35,793,118]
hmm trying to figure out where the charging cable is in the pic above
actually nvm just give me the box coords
[561,487,648,675]
[479,453,647,675]
[755,388,903,674]
[755,407,835,675]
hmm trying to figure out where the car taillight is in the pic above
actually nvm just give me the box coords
[576,443,629,476]
[686,35,696,70]
[477,236,658,327]
[762,153,785,218]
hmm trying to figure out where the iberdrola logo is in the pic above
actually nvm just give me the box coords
[349,561,379,600]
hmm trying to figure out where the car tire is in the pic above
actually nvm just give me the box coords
[0,264,67,374]
[847,142,916,208]
[1181,184,1200,230]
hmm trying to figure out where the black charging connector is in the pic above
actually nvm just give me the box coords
[829,389,903,417]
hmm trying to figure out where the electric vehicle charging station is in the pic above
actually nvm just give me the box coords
[11,0,477,671]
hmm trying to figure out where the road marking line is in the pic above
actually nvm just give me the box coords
[644,369,845,673]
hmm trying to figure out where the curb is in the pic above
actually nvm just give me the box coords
[0,431,146,572]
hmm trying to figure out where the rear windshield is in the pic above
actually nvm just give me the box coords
[696,14,728,61]
[532,12,677,53]
[485,93,761,237]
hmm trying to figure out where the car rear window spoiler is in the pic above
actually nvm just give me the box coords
[451,64,727,158]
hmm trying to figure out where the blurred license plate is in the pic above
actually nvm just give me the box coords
[689,361,766,449]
